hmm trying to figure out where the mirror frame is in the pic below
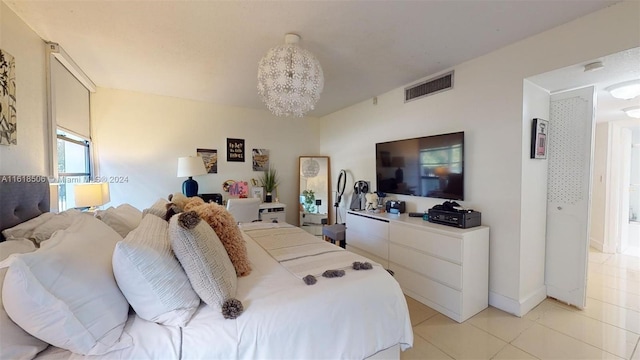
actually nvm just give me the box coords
[298,156,331,226]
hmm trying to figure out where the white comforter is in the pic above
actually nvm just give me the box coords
[39,223,413,360]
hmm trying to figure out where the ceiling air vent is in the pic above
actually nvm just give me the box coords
[405,71,454,103]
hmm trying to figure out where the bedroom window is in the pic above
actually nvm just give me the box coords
[56,129,92,211]
[46,42,96,211]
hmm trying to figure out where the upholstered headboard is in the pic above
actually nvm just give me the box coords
[0,176,50,241]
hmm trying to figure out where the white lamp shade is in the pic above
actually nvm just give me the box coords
[49,183,59,213]
[74,183,110,208]
[177,156,207,177]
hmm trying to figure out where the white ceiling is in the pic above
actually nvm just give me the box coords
[530,47,640,124]
[5,0,636,120]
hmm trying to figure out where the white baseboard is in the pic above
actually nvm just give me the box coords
[590,237,604,252]
[489,286,546,317]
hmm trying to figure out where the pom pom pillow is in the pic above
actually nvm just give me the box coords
[184,202,252,277]
[168,211,237,309]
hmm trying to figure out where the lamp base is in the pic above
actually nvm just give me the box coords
[182,177,199,197]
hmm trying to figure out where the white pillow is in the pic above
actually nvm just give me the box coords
[113,214,200,327]
[2,216,132,356]
[30,209,85,244]
[0,239,48,360]
[96,204,143,238]
[142,198,169,219]
[1,212,55,240]
[168,211,237,309]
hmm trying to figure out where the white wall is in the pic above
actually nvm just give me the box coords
[319,1,640,314]
[591,122,610,252]
[91,88,321,224]
[518,80,549,314]
[0,2,48,175]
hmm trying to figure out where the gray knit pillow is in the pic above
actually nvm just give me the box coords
[168,212,237,309]
[142,198,169,219]
[112,214,200,327]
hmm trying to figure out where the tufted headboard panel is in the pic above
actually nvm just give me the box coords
[0,176,50,241]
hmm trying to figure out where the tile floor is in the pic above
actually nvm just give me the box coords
[401,248,640,359]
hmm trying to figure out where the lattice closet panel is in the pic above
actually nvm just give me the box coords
[548,96,589,205]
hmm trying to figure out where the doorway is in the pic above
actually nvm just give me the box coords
[609,124,640,258]
[528,47,640,308]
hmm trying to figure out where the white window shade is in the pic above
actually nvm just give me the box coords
[52,58,90,139]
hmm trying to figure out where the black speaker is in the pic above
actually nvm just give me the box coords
[199,193,222,205]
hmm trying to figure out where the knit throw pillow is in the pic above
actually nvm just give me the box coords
[112,214,200,326]
[168,212,237,309]
[184,202,252,277]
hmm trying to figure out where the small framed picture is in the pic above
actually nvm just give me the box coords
[251,187,264,201]
[530,118,549,159]
[252,149,269,171]
[227,138,245,162]
[197,148,217,174]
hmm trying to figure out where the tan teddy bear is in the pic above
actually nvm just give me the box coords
[166,193,204,220]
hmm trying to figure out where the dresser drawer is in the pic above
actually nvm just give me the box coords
[390,243,462,289]
[346,213,389,260]
[390,223,462,263]
[347,212,388,238]
[346,228,388,261]
[390,264,462,315]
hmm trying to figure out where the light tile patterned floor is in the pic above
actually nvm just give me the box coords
[401,248,640,359]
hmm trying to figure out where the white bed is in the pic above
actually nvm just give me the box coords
[0,179,412,359]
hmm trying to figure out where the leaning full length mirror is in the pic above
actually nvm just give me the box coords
[298,156,330,236]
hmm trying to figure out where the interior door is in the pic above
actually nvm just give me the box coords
[545,86,595,309]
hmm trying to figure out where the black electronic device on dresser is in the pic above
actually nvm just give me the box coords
[385,200,406,214]
[428,201,481,229]
[199,193,223,205]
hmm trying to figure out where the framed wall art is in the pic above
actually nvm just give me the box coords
[197,148,217,173]
[252,148,269,171]
[251,186,264,201]
[227,138,245,162]
[0,49,17,146]
[530,118,549,159]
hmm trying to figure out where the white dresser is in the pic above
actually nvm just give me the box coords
[259,203,286,223]
[346,210,489,322]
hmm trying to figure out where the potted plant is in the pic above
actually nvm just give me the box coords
[302,189,316,213]
[260,167,279,202]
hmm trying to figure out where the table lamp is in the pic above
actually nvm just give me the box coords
[177,156,207,197]
[74,182,110,211]
[49,183,59,213]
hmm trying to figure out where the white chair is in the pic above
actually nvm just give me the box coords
[226,198,261,224]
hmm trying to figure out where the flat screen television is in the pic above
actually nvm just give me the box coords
[375,131,464,200]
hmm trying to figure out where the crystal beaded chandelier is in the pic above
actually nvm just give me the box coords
[257,33,324,117]
[301,158,320,178]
